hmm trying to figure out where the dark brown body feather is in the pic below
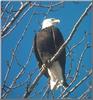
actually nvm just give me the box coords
[34,26,68,87]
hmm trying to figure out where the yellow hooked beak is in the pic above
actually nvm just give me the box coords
[53,19,60,24]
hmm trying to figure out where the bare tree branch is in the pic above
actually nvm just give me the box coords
[3,8,35,85]
[78,85,92,99]
[42,84,50,99]
[62,69,92,98]
[1,1,11,17]
[50,2,92,63]
[2,43,33,98]
[1,2,29,37]
[66,35,85,79]
[1,2,37,39]
[66,35,85,57]
[2,9,36,97]
[58,44,91,99]
[2,5,14,30]
[33,1,64,9]
[23,67,44,98]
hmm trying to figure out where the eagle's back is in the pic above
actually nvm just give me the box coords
[34,26,66,78]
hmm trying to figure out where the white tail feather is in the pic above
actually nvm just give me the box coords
[48,61,64,90]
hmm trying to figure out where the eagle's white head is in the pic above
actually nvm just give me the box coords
[42,18,60,29]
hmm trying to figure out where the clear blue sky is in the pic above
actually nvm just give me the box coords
[1,1,92,99]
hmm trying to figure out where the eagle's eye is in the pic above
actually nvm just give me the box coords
[51,18,55,21]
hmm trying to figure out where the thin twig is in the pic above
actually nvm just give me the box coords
[1,1,11,17]
[12,71,33,89]
[2,2,36,38]
[23,66,44,98]
[2,12,34,98]
[3,8,35,87]
[2,5,14,30]
[2,2,29,37]
[78,86,92,99]
[50,1,64,7]
[66,36,85,57]
[66,35,85,79]
[50,2,92,63]
[62,69,92,98]
[58,44,91,99]
[2,42,34,98]
[33,1,64,8]
[42,84,49,99]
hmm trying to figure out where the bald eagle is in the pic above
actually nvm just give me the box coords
[34,18,68,90]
